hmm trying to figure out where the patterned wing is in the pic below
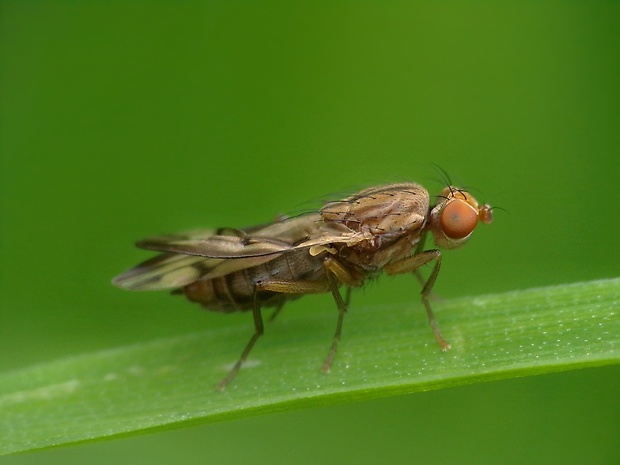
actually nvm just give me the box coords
[112,252,280,291]
[112,213,372,291]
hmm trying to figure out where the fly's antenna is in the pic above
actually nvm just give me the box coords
[487,205,508,215]
[430,163,453,188]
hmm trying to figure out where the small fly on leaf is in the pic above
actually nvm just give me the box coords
[113,183,493,389]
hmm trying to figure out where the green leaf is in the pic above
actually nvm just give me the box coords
[1,278,619,455]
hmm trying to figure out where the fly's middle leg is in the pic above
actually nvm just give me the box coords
[384,250,451,351]
[267,301,285,322]
[321,257,358,374]
[255,259,357,376]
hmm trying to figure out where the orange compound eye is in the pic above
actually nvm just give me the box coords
[440,200,479,239]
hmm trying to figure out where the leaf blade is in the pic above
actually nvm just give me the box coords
[1,278,619,455]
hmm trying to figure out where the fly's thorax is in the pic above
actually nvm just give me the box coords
[428,186,493,249]
[321,183,429,239]
[317,183,432,269]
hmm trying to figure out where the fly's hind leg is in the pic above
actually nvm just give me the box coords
[217,288,265,390]
[384,250,451,351]
[217,279,329,390]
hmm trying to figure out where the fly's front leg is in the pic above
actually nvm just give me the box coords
[384,250,451,351]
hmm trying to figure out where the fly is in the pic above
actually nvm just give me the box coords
[113,183,493,389]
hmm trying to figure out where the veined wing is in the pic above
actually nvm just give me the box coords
[135,214,326,258]
[136,216,374,256]
[113,215,373,291]
[113,216,321,291]
[137,233,293,258]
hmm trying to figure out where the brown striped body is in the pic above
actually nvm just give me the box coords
[181,250,332,312]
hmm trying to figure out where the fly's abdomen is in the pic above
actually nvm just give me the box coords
[182,250,326,312]
[182,270,254,312]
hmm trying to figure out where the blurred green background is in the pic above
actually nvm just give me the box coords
[1,1,619,464]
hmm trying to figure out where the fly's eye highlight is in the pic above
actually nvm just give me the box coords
[440,199,479,239]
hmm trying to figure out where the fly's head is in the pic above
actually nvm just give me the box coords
[429,186,493,250]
